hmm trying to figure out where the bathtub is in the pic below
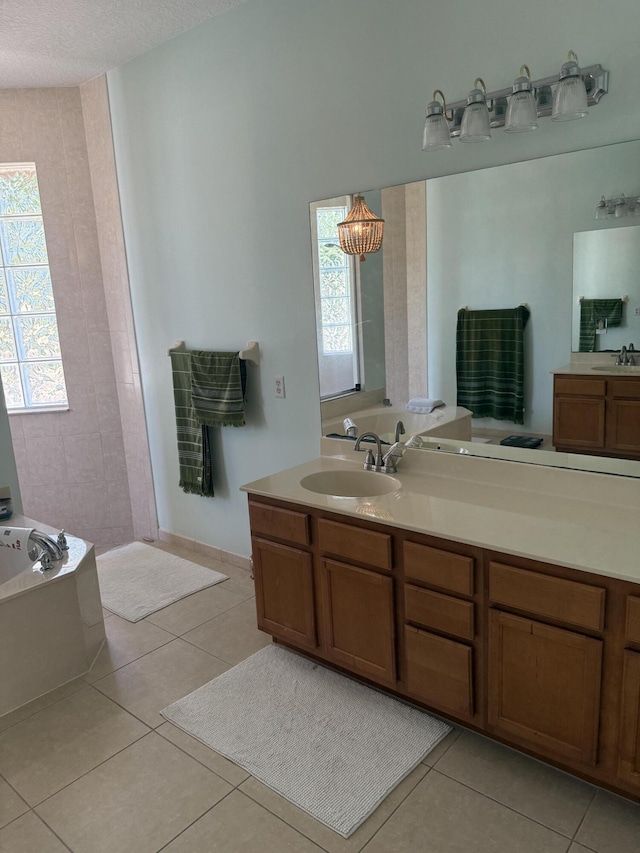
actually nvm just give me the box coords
[322,403,473,445]
[0,517,106,718]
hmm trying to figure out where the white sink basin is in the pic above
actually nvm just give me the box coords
[591,365,640,373]
[300,469,401,497]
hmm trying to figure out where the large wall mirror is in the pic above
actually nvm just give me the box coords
[310,138,640,477]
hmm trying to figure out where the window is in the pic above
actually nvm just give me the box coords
[310,197,361,399]
[0,163,67,411]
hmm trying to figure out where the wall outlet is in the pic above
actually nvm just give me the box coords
[635,307,640,316]
[274,375,285,398]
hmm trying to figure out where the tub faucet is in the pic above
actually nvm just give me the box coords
[343,418,358,438]
[395,420,406,443]
[29,529,65,571]
[354,432,384,471]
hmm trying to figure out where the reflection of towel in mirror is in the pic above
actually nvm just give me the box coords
[456,306,530,425]
[405,398,444,414]
[579,299,624,352]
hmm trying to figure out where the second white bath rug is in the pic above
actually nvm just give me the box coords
[97,541,228,622]
[161,644,451,837]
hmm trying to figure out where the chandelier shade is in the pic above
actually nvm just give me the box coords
[337,195,385,262]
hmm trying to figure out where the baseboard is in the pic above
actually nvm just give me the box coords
[157,529,252,573]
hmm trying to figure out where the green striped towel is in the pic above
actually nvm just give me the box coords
[578,298,624,352]
[170,351,214,497]
[456,306,530,425]
[190,351,246,428]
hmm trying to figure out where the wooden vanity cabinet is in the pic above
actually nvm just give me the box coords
[553,374,640,458]
[487,561,606,767]
[247,494,640,803]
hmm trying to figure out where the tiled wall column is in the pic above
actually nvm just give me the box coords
[81,76,158,542]
[1,87,134,548]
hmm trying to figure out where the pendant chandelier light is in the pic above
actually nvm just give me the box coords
[337,195,385,262]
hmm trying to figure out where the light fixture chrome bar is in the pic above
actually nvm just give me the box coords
[446,64,608,137]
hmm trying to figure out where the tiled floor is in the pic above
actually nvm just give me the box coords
[1,542,640,852]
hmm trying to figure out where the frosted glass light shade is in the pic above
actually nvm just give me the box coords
[595,197,608,220]
[504,90,538,132]
[422,113,452,150]
[459,102,491,142]
[552,57,588,121]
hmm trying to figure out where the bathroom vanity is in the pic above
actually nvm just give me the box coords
[553,367,640,459]
[242,450,640,802]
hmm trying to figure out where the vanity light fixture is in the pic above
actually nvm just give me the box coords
[337,195,385,262]
[594,194,640,220]
[459,78,492,143]
[504,66,538,132]
[422,90,452,151]
[421,52,608,150]
[551,51,589,121]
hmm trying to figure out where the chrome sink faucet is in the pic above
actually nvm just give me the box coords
[354,431,406,474]
[354,432,384,471]
[614,344,636,365]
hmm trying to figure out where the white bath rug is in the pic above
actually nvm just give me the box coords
[97,541,228,622]
[161,645,451,837]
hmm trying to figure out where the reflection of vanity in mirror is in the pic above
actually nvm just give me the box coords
[310,138,640,476]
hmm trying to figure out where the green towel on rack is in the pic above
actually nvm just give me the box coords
[578,298,624,352]
[170,351,214,497]
[190,351,246,428]
[456,305,530,425]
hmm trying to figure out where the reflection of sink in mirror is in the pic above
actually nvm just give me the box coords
[300,470,401,497]
[322,404,472,445]
[591,365,640,373]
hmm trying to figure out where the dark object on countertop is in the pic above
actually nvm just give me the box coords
[500,435,543,448]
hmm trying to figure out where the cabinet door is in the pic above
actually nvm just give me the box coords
[607,399,640,454]
[553,396,605,449]
[405,626,474,718]
[252,538,317,650]
[320,558,396,687]
[619,650,640,788]
[488,610,602,765]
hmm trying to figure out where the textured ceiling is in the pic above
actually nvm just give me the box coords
[0,0,250,88]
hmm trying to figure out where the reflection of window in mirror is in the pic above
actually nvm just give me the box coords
[310,197,362,399]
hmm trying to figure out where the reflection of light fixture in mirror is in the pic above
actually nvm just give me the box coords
[337,195,384,262]
[615,194,629,218]
[552,50,588,121]
[422,89,452,151]
[595,193,640,220]
[504,66,538,132]
[595,196,608,219]
[460,78,491,142]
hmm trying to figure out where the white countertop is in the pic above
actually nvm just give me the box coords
[241,448,640,585]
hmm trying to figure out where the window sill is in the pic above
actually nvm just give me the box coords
[8,405,70,415]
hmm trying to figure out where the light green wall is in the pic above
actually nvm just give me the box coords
[107,0,640,555]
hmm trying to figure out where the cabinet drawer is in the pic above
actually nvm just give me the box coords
[611,379,640,399]
[249,501,310,547]
[554,376,606,397]
[404,541,474,596]
[405,585,474,641]
[489,562,605,632]
[318,519,392,572]
[405,626,473,718]
[626,596,640,645]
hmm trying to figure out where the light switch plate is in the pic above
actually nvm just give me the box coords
[275,375,285,398]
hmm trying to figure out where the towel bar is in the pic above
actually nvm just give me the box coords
[167,340,260,365]
[578,295,628,304]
